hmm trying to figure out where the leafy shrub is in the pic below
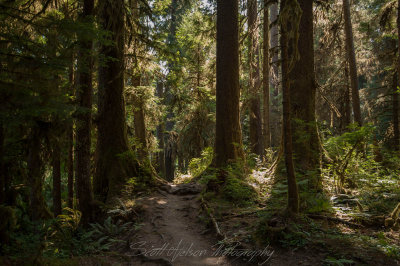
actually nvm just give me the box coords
[0,205,17,244]
[45,208,83,256]
[83,216,141,253]
[188,147,213,179]
[324,124,377,189]
[301,191,331,213]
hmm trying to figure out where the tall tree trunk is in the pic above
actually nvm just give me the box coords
[270,2,280,148]
[132,74,148,158]
[67,125,74,208]
[280,0,299,214]
[215,0,244,167]
[28,129,50,220]
[67,54,74,209]
[95,0,143,200]
[395,0,400,151]
[393,74,400,151]
[343,64,351,131]
[248,0,263,157]
[165,133,177,181]
[52,140,61,216]
[156,82,166,177]
[288,0,321,191]
[164,0,178,181]
[263,0,271,150]
[0,124,4,204]
[76,0,94,222]
[270,2,279,93]
[343,0,362,126]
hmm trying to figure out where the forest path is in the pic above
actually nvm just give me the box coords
[124,183,252,266]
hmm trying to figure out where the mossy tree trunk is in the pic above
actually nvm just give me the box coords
[341,64,352,132]
[215,0,244,167]
[165,133,177,181]
[28,128,51,221]
[67,57,74,209]
[393,74,399,151]
[263,0,271,150]
[156,82,166,177]
[395,0,400,151]
[52,138,61,217]
[288,0,321,191]
[248,0,263,157]
[343,0,362,126]
[132,74,148,158]
[76,0,94,222]
[95,0,142,201]
[0,124,4,204]
[164,0,178,181]
[270,2,280,148]
[280,0,300,214]
[67,125,74,208]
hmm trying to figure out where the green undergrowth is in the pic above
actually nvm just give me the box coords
[188,147,214,179]
[0,205,141,265]
[255,213,400,264]
[200,162,259,207]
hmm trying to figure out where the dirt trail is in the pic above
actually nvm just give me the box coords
[124,183,259,266]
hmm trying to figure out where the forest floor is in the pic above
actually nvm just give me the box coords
[123,183,250,266]
[108,181,399,266]
[86,182,379,266]
[3,181,399,266]
[107,182,325,266]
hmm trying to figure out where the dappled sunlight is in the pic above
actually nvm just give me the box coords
[174,173,193,184]
[156,199,168,205]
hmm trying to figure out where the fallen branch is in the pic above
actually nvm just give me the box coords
[200,197,225,239]
[224,208,267,218]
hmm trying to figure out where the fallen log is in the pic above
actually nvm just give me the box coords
[307,214,364,228]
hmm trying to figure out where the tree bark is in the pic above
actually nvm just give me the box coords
[67,54,74,209]
[395,0,400,151]
[343,0,362,126]
[263,0,271,150]
[165,133,177,181]
[76,0,94,223]
[132,74,148,158]
[393,74,399,150]
[270,2,279,94]
[52,139,61,216]
[0,124,4,204]
[281,0,299,214]
[288,0,321,191]
[270,2,280,148]
[67,125,74,208]
[164,0,178,181]
[343,64,351,131]
[248,0,263,157]
[95,0,143,201]
[28,128,51,220]
[156,82,166,177]
[215,0,244,167]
